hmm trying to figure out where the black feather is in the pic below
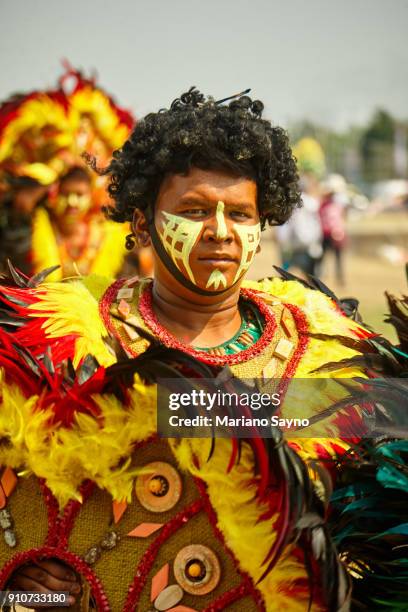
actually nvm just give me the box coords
[76,354,99,384]
[272,266,312,289]
[6,260,29,288]
[27,265,61,288]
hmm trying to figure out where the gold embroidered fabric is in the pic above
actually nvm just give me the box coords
[106,280,300,381]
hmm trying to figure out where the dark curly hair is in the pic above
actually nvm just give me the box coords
[95,87,301,228]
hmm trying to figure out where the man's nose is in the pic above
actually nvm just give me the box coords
[202,201,234,242]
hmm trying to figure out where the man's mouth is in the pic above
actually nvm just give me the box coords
[198,253,237,263]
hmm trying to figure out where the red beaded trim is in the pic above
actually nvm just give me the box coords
[99,278,128,346]
[100,281,310,379]
[122,499,204,612]
[194,478,266,611]
[202,579,260,611]
[0,547,110,611]
[58,480,95,549]
[40,479,95,549]
[139,285,278,366]
[278,303,310,398]
[39,480,60,547]
[100,280,278,366]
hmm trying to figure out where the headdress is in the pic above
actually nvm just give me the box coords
[292,137,326,178]
[0,61,134,206]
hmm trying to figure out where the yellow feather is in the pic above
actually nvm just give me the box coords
[0,372,157,506]
[0,97,72,163]
[69,88,130,149]
[244,277,365,343]
[170,438,323,610]
[89,221,129,278]
[27,278,114,367]
[31,208,63,281]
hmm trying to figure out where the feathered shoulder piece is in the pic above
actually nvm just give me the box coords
[243,274,373,341]
[0,266,115,368]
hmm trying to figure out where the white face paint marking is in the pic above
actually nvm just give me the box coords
[215,201,228,239]
[232,222,261,283]
[159,211,203,283]
[158,206,260,291]
[201,201,229,289]
[206,269,227,290]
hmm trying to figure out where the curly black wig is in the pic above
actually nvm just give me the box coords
[95,87,301,228]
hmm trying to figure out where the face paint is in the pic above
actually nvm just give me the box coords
[206,269,227,290]
[156,205,260,294]
[52,193,92,216]
[203,201,229,288]
[232,222,261,283]
[159,211,203,283]
[215,201,228,239]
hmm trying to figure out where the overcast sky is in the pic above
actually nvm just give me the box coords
[1,0,407,130]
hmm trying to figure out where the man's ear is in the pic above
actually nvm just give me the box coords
[132,209,151,247]
[131,208,148,234]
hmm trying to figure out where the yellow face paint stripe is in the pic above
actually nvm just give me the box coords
[215,201,228,239]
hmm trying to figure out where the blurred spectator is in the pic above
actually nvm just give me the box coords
[276,174,323,276]
[29,166,132,281]
[0,65,137,280]
[0,177,48,274]
[319,174,348,285]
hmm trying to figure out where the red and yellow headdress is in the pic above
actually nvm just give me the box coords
[0,61,134,204]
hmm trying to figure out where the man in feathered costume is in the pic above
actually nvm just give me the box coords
[0,88,406,611]
[0,64,137,280]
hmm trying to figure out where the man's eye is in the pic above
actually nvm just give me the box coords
[230,211,250,219]
[183,209,207,216]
